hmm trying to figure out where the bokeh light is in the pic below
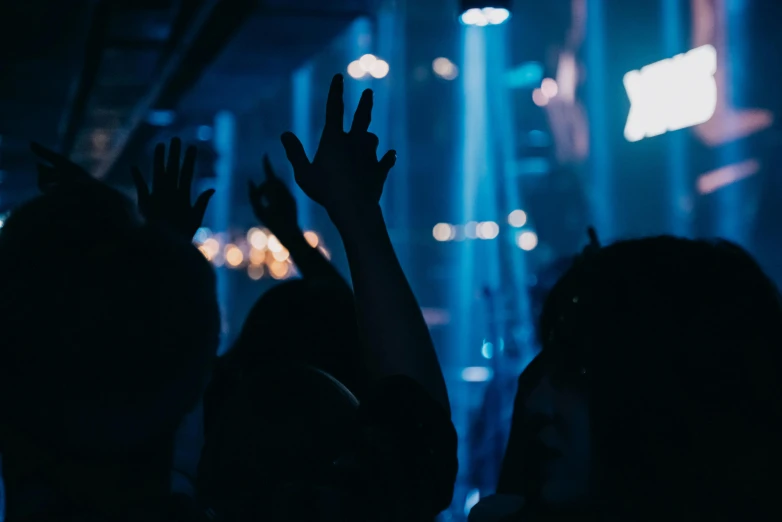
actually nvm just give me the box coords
[541,77,559,98]
[249,248,265,266]
[508,209,528,227]
[461,366,494,382]
[477,221,500,240]
[197,245,211,260]
[460,8,483,25]
[481,341,494,359]
[433,223,455,242]
[225,244,244,267]
[347,60,365,79]
[517,231,539,251]
[247,264,264,280]
[304,231,319,248]
[248,228,268,250]
[349,54,390,80]
[202,238,220,258]
[194,227,210,244]
[433,57,459,80]
[484,7,511,25]
[269,261,290,280]
[267,235,282,253]
[272,248,290,262]
[370,59,390,79]
[199,227,328,279]
[532,88,549,107]
[359,54,377,71]
[460,7,511,26]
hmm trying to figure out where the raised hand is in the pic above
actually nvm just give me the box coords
[278,74,450,415]
[248,155,347,284]
[30,142,97,193]
[132,138,215,241]
[280,74,396,211]
[248,155,299,237]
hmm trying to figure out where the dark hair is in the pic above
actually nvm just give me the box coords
[530,257,576,338]
[539,236,782,518]
[198,362,360,519]
[498,257,575,499]
[0,183,221,456]
[496,353,548,499]
[226,279,366,398]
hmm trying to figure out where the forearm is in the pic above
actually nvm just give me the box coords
[275,226,346,285]
[329,204,450,413]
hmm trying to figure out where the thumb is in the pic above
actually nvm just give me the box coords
[280,132,310,174]
[131,166,150,207]
[262,154,278,180]
[378,150,397,184]
[193,189,216,225]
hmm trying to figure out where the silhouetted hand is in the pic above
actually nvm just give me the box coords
[132,138,215,241]
[280,74,396,212]
[30,142,97,193]
[248,155,299,237]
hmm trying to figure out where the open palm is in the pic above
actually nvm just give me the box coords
[132,138,214,241]
[280,74,396,211]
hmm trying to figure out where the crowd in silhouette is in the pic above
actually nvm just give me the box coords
[1,74,781,521]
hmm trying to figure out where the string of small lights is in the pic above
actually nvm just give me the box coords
[193,227,329,281]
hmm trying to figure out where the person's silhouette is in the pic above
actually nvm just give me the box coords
[0,142,220,520]
[281,74,456,518]
[473,236,782,521]
[226,279,366,400]
[198,361,361,521]
[242,155,366,397]
[199,74,457,521]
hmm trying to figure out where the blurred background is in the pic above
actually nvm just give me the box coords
[2,0,782,519]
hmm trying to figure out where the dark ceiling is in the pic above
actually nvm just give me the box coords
[0,0,377,210]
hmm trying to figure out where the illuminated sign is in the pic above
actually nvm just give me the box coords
[623,45,717,142]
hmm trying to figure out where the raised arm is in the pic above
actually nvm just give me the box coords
[280,74,450,413]
[248,155,344,284]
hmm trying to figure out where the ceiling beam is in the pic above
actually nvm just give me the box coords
[91,0,221,179]
[262,7,372,19]
[58,0,110,155]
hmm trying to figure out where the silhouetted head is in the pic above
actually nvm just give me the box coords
[526,236,782,519]
[227,279,365,398]
[198,362,360,520]
[0,183,220,513]
[530,257,576,329]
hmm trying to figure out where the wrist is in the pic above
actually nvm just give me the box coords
[327,201,384,230]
